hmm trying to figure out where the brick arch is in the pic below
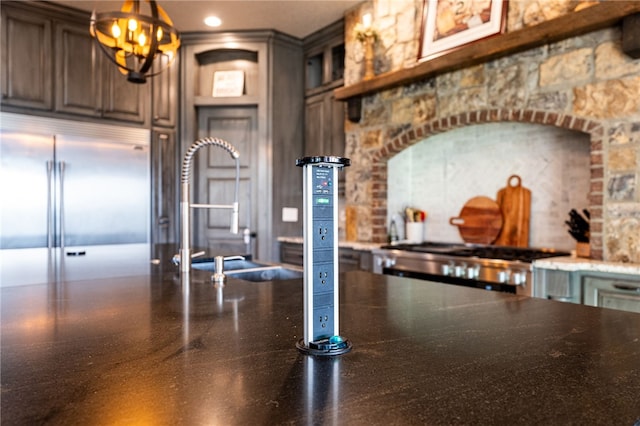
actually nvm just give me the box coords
[369,108,604,259]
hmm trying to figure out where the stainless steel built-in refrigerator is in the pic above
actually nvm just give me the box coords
[0,113,151,286]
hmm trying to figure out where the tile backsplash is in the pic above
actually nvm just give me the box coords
[387,122,590,250]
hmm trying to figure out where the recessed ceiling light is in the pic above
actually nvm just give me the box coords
[204,16,222,28]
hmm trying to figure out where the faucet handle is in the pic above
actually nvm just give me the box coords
[230,202,239,234]
[172,250,206,265]
[223,255,245,262]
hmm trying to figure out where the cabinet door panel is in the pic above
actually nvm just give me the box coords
[304,92,345,157]
[102,65,148,124]
[596,290,640,314]
[152,55,178,127]
[304,94,326,156]
[1,7,52,110]
[305,91,346,193]
[55,22,101,116]
[583,275,640,314]
[280,242,304,265]
[151,130,178,244]
[329,93,346,156]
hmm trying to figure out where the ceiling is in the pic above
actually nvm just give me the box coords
[51,0,362,39]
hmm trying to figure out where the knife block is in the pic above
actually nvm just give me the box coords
[576,242,590,258]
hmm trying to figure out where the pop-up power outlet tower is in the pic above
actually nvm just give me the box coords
[295,156,352,356]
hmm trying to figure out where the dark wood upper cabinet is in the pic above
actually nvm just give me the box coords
[56,18,148,125]
[2,1,150,126]
[55,20,102,117]
[1,5,52,110]
[151,54,178,128]
[101,62,148,125]
[304,19,344,96]
[303,19,347,193]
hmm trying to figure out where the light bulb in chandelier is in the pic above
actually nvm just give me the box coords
[111,21,121,38]
[128,18,138,32]
[90,0,180,84]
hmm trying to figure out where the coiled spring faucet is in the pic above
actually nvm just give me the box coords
[179,137,240,274]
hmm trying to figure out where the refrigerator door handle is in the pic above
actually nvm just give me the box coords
[46,160,54,249]
[58,161,66,251]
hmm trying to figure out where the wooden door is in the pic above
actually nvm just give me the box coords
[195,106,258,257]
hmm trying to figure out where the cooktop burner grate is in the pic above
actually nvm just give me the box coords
[382,242,570,263]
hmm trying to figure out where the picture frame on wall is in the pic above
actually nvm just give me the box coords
[419,0,506,61]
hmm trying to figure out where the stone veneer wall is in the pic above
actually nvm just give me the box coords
[343,0,640,263]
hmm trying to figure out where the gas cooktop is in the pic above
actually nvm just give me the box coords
[381,241,570,263]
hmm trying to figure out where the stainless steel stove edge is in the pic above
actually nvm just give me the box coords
[372,247,533,296]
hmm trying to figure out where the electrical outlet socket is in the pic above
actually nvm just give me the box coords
[314,221,333,247]
[312,264,334,292]
[313,305,334,339]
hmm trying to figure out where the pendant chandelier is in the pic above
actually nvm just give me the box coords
[90,0,180,84]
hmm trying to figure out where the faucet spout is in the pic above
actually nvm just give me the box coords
[179,137,241,274]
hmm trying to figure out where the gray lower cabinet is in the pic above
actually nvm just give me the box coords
[534,266,640,313]
[533,268,581,303]
[339,247,373,272]
[583,273,640,313]
[279,242,372,272]
[280,242,304,266]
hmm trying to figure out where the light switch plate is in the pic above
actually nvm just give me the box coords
[282,207,298,222]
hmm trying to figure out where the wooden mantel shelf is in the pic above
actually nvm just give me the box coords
[334,1,640,101]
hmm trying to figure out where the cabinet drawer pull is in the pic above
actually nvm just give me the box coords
[612,283,640,292]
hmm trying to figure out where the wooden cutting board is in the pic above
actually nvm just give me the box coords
[494,175,531,247]
[345,206,358,241]
[449,196,503,244]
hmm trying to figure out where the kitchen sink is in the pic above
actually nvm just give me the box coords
[191,258,303,282]
[192,258,267,272]
[225,266,303,282]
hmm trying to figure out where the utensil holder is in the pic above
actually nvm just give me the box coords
[406,222,424,243]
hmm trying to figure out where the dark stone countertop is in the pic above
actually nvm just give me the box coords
[2,266,640,425]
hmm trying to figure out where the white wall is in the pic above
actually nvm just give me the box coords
[387,123,590,250]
